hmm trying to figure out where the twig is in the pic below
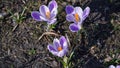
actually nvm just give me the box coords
[65,34,71,47]
[37,32,59,41]
[12,24,19,32]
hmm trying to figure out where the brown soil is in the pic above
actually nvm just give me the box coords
[0,0,120,68]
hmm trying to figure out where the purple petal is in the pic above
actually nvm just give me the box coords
[47,18,56,24]
[51,9,57,17]
[47,44,57,51]
[39,5,50,18]
[47,45,58,56]
[31,11,41,21]
[57,50,66,57]
[116,65,120,68]
[48,0,57,12]
[50,13,56,19]
[53,38,60,50]
[50,10,57,18]
[66,14,75,22]
[82,7,90,20]
[69,23,80,32]
[109,65,115,68]
[59,36,67,49]
[48,1,54,12]
[48,0,58,16]
[65,5,74,14]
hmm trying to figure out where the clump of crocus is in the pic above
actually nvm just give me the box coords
[109,65,120,68]
[31,0,58,24]
[65,5,90,32]
[47,36,68,57]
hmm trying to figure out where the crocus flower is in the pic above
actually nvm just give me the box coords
[31,0,58,24]
[47,36,68,57]
[65,5,90,32]
[109,65,120,68]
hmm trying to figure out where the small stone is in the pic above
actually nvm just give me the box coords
[52,61,58,67]
[67,0,70,2]
[104,55,112,62]
[0,13,7,18]
[62,2,67,6]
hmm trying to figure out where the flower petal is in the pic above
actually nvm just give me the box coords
[116,65,120,68]
[31,11,41,21]
[53,38,60,50]
[47,45,58,56]
[57,49,67,57]
[75,7,83,16]
[65,5,74,14]
[47,44,57,51]
[69,23,80,32]
[47,18,56,24]
[59,36,67,49]
[74,7,83,22]
[50,10,57,19]
[39,5,50,18]
[40,16,47,21]
[48,0,57,12]
[50,51,58,56]
[50,13,56,19]
[109,65,115,68]
[82,7,90,20]
[48,0,58,16]
[66,14,75,22]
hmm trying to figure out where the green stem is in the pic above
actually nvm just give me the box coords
[56,56,69,68]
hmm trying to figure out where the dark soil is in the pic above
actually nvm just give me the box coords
[0,0,120,68]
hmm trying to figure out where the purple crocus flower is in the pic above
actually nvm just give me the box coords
[31,0,58,24]
[47,36,68,57]
[109,65,120,68]
[65,5,90,32]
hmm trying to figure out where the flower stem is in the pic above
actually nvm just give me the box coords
[46,24,50,31]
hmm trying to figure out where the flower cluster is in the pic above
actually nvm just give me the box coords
[30,0,119,68]
[31,0,90,57]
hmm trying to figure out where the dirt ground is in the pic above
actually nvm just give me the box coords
[0,0,120,68]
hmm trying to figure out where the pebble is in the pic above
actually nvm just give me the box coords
[0,12,7,18]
